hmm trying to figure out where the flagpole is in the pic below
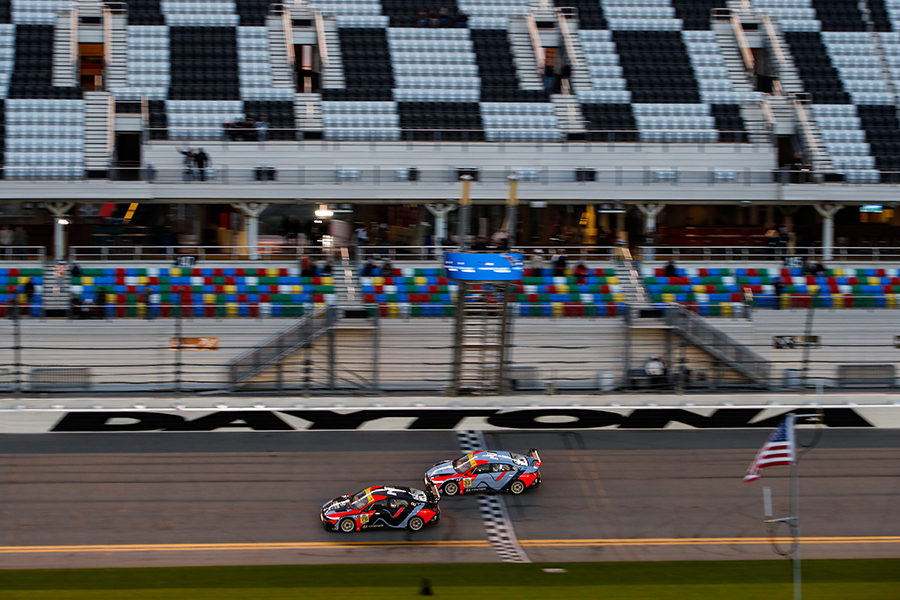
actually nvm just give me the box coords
[789,413,801,600]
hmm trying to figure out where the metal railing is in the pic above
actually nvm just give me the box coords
[227,305,335,386]
[666,303,772,385]
[92,165,779,186]
[142,126,760,145]
[68,245,336,262]
[0,247,47,262]
[641,246,900,262]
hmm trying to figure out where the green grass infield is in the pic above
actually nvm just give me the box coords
[2,559,898,600]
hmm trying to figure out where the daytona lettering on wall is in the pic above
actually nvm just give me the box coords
[46,407,878,432]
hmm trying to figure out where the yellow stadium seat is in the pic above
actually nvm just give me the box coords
[266,268,278,277]
[808,284,819,295]
[137,305,146,318]
[832,268,843,277]
[388,304,400,317]
[720,303,732,317]
[887,294,896,309]
[613,293,625,303]
[608,276,618,285]
[868,277,880,286]
[292,285,302,294]
[170,268,181,276]
[662,293,675,303]
[552,302,564,317]
[138,276,148,285]
[323,277,334,285]
[82,277,93,286]
[374,277,384,285]
[556,284,569,293]
[414,276,426,286]
[693,285,705,294]
[833,295,844,308]
[226,304,238,317]
[203,294,215,304]
[225,285,236,294]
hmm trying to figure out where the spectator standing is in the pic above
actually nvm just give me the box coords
[13,227,28,252]
[774,277,785,310]
[71,263,82,278]
[765,228,779,257]
[778,226,790,257]
[96,286,107,319]
[256,116,269,142]
[141,285,153,319]
[382,259,393,277]
[664,260,677,278]
[195,148,209,181]
[354,225,368,259]
[322,261,333,276]
[454,10,467,26]
[530,249,545,277]
[179,147,196,181]
[361,258,376,278]
[552,248,568,277]
[70,294,89,319]
[23,277,35,314]
[574,262,589,285]
[0,226,13,249]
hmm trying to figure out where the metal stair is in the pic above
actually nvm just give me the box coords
[558,15,592,93]
[84,92,114,171]
[52,11,77,87]
[320,14,345,89]
[450,284,512,395]
[268,14,295,88]
[295,92,323,135]
[666,304,771,387]
[42,264,70,316]
[550,93,587,136]
[105,9,129,89]
[507,17,544,92]
[711,20,770,144]
[613,256,651,308]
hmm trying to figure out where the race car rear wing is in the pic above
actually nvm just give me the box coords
[527,448,542,466]
[426,480,441,503]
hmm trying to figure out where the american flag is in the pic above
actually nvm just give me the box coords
[744,417,795,482]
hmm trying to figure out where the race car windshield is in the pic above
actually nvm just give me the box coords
[350,491,372,510]
[452,455,477,474]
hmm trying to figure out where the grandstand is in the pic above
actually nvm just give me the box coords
[3,0,900,316]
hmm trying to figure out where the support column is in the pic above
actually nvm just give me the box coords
[505,174,519,247]
[635,203,665,259]
[814,203,843,261]
[231,202,269,260]
[457,175,473,250]
[46,202,74,262]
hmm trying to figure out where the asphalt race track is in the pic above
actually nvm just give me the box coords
[1,429,899,568]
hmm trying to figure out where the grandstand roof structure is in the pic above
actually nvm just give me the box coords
[1,0,900,209]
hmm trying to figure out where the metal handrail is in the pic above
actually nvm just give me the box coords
[731,13,755,72]
[557,10,581,72]
[525,12,545,74]
[227,305,334,385]
[315,11,329,67]
[666,303,771,385]
[790,94,825,167]
[640,246,900,262]
[762,15,790,80]
[0,246,47,262]
[282,5,295,69]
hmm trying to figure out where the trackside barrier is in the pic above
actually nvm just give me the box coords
[30,367,92,391]
[836,364,896,388]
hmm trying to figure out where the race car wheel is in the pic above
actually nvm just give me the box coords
[443,481,459,496]
[339,518,356,533]
[509,480,526,495]
[408,516,425,531]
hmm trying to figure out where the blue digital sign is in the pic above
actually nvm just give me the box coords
[444,252,524,281]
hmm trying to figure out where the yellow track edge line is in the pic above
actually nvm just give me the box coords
[3,537,900,554]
